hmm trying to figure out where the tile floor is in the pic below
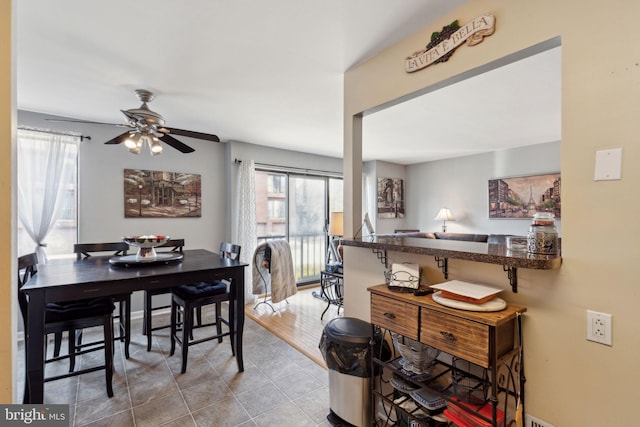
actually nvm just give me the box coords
[17,308,332,427]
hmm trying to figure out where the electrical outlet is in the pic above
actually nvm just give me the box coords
[587,310,612,346]
[525,413,556,427]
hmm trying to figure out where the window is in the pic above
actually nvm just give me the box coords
[267,175,285,195]
[268,199,286,219]
[255,169,343,284]
[256,171,287,238]
[17,129,79,260]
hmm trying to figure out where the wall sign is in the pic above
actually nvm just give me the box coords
[405,14,496,73]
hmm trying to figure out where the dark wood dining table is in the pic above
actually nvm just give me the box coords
[20,248,248,404]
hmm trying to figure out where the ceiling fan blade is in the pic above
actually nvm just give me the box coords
[164,127,220,142]
[46,118,130,128]
[105,132,133,145]
[158,134,195,153]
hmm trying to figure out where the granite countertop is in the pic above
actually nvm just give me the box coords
[340,236,562,270]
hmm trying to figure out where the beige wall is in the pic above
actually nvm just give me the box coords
[343,1,640,425]
[0,0,15,403]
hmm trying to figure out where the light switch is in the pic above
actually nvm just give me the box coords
[594,148,622,181]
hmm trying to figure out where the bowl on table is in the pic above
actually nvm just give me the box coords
[122,235,169,260]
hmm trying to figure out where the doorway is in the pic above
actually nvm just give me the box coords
[255,169,343,285]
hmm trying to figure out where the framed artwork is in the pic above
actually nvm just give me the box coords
[124,168,202,218]
[488,173,561,219]
[377,177,405,219]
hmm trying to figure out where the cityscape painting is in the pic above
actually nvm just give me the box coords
[488,173,561,219]
[124,168,202,218]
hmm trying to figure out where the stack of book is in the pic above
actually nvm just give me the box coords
[443,397,505,427]
[429,280,502,305]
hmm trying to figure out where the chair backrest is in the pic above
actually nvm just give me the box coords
[17,253,38,324]
[74,242,130,260]
[220,242,241,260]
[156,239,185,253]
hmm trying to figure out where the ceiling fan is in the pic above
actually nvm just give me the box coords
[49,89,220,155]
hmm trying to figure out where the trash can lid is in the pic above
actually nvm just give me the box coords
[324,317,372,344]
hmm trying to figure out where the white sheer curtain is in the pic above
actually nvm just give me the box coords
[235,160,258,304]
[17,129,79,263]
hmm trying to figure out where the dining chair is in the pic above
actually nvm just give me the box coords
[142,238,185,351]
[170,242,241,373]
[74,242,131,358]
[18,252,115,403]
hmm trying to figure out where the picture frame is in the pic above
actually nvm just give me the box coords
[377,177,405,219]
[124,168,202,218]
[488,173,561,219]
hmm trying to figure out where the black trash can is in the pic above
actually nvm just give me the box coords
[319,317,385,426]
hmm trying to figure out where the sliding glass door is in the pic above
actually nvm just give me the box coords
[255,170,342,285]
[289,175,325,281]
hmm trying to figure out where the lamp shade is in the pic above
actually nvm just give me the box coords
[329,212,344,236]
[434,208,455,221]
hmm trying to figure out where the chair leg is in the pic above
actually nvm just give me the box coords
[123,297,131,359]
[142,293,149,335]
[189,309,195,341]
[53,332,62,357]
[111,318,117,355]
[144,292,153,351]
[118,302,125,342]
[215,302,223,343]
[228,300,236,356]
[196,306,202,327]
[23,338,30,404]
[181,303,193,374]
[104,318,114,398]
[69,328,76,372]
[22,377,30,405]
[169,300,177,357]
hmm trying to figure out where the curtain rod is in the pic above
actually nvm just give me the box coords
[234,158,341,177]
[18,126,91,141]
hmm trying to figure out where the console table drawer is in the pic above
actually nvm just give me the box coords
[371,294,419,340]
[420,308,489,367]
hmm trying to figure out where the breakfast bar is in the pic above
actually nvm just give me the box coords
[340,236,562,293]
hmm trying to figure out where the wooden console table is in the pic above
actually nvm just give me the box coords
[368,284,526,426]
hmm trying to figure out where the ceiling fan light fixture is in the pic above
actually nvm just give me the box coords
[64,90,219,154]
[128,143,142,155]
[124,133,140,149]
[128,135,144,154]
[150,137,163,155]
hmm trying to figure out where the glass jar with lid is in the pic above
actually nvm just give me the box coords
[527,212,558,254]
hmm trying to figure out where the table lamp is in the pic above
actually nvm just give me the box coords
[328,212,344,266]
[434,207,455,233]
[329,212,344,237]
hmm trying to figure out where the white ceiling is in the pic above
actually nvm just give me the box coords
[364,46,562,164]
[16,0,560,164]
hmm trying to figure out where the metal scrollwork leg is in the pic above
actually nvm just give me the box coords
[372,249,387,268]
[503,266,518,292]
[435,256,448,279]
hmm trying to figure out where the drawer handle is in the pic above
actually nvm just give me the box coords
[440,331,456,341]
[383,312,396,319]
